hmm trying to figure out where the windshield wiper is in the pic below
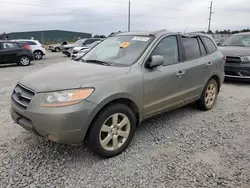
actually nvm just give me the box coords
[84,59,111,66]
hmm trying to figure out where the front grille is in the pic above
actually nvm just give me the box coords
[12,84,35,110]
[226,56,242,64]
[72,50,78,54]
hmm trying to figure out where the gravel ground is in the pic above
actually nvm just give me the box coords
[0,53,250,188]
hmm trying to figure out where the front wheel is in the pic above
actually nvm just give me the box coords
[197,79,218,110]
[19,56,31,66]
[55,48,60,52]
[86,104,136,158]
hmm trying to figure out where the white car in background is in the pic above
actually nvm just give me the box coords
[12,39,46,60]
[71,41,101,60]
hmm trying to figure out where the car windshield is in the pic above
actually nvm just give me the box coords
[222,34,250,46]
[82,35,154,66]
[75,39,86,45]
[86,41,101,49]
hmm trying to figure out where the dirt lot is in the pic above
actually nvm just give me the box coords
[0,53,250,188]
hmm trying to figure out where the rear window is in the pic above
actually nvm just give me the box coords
[202,37,217,54]
[182,37,201,60]
[25,41,37,45]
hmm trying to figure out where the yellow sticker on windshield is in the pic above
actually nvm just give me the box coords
[120,42,130,48]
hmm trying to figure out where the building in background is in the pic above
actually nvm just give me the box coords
[2,30,92,44]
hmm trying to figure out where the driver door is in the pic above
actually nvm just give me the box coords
[143,36,185,117]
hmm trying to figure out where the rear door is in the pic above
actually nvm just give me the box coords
[177,36,208,102]
[0,42,21,63]
[143,35,185,117]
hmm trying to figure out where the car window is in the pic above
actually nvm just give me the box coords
[151,36,179,66]
[182,37,201,60]
[198,37,207,56]
[2,42,19,49]
[202,37,217,53]
[62,41,67,45]
[25,41,37,45]
[83,40,93,45]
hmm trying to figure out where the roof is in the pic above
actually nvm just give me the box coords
[0,40,19,43]
[12,39,39,42]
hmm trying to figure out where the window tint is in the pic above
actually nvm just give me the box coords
[151,36,179,66]
[182,37,201,60]
[25,41,37,45]
[2,42,19,49]
[198,37,207,56]
[202,37,217,53]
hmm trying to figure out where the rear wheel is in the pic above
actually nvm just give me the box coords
[34,51,43,60]
[19,56,30,66]
[197,79,218,110]
[55,48,60,52]
[86,103,136,158]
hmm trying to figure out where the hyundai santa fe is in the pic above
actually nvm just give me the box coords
[10,30,225,158]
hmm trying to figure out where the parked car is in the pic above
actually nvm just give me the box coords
[12,39,46,60]
[48,41,68,52]
[62,38,101,57]
[0,40,34,66]
[218,32,250,81]
[10,30,224,158]
[71,41,101,60]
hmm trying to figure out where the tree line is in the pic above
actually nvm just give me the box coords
[207,28,250,34]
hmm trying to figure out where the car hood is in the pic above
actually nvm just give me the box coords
[219,46,250,56]
[63,44,77,48]
[20,61,131,92]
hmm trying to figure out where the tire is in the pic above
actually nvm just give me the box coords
[19,56,31,66]
[34,50,43,60]
[86,103,136,158]
[68,54,71,57]
[55,48,60,52]
[197,79,218,111]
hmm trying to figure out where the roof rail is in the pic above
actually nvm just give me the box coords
[149,29,168,36]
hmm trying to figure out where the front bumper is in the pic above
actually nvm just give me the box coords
[11,93,97,144]
[225,63,250,80]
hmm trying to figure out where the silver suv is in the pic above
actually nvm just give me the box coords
[10,30,225,158]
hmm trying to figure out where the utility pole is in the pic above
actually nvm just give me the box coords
[41,31,45,44]
[128,0,131,32]
[208,1,213,32]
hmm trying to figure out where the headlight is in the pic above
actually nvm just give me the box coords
[242,56,250,62]
[41,88,94,107]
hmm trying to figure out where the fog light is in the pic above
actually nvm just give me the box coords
[47,135,59,142]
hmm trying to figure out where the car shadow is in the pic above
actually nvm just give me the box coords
[0,64,18,68]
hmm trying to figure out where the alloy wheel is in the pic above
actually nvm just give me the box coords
[99,113,130,151]
[20,57,30,66]
[205,83,217,107]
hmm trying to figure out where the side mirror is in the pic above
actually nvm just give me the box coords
[147,55,164,69]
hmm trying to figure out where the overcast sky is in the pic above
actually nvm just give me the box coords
[0,0,249,35]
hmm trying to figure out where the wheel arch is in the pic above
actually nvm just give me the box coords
[208,74,221,93]
[83,95,141,141]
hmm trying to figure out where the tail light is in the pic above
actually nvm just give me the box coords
[223,56,226,61]
[24,44,31,51]
[42,45,45,48]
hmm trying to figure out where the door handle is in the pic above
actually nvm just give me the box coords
[176,70,185,76]
[206,62,213,67]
